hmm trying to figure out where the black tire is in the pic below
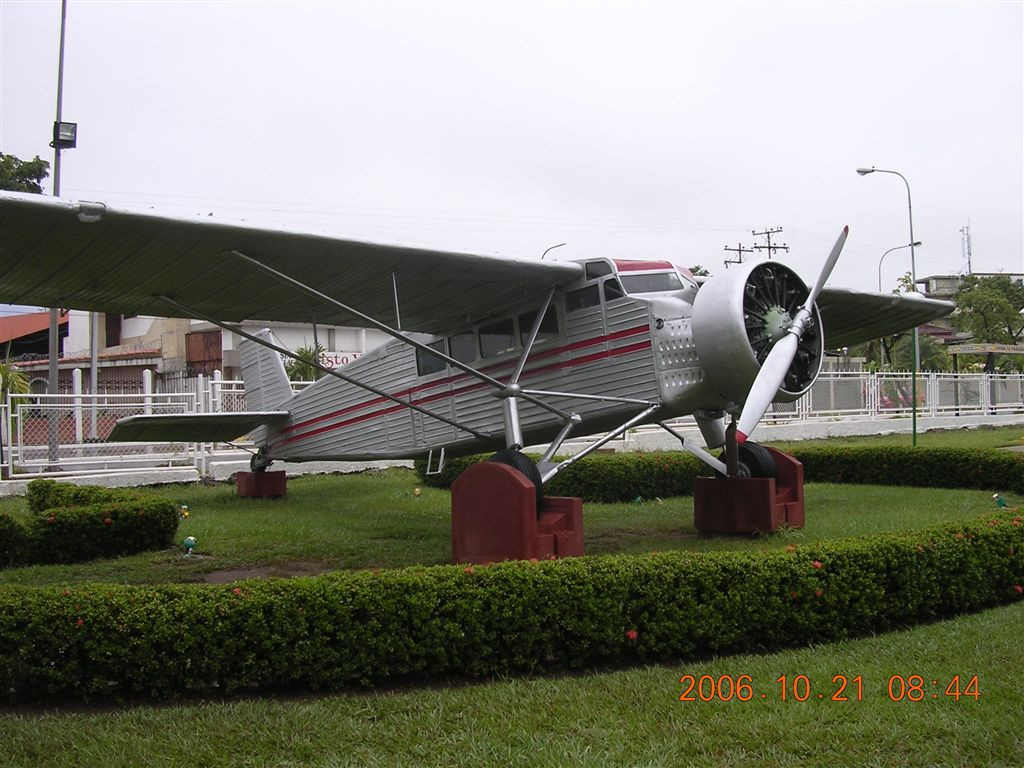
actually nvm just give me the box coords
[487,449,544,511]
[718,442,777,478]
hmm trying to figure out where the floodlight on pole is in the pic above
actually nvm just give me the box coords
[857,164,920,446]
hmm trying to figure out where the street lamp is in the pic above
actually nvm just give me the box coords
[858,165,920,446]
[876,241,922,368]
[877,241,923,292]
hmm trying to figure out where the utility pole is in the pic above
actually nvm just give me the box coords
[723,242,754,269]
[752,227,789,260]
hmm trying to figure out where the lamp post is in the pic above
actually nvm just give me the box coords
[877,241,922,293]
[46,0,74,465]
[858,165,920,446]
[876,241,921,368]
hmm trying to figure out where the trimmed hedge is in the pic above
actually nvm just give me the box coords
[415,447,1024,501]
[0,480,179,567]
[1,512,1021,702]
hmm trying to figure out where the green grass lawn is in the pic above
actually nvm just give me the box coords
[2,601,1020,767]
[764,423,1024,451]
[1,426,1021,764]
[0,469,1018,586]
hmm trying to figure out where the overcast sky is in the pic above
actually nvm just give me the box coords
[1,0,1021,308]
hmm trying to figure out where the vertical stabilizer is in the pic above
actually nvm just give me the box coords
[240,329,294,410]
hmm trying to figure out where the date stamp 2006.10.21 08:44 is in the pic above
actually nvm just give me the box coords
[677,674,981,703]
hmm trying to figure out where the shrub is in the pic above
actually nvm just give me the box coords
[3,480,179,566]
[1,511,1020,702]
[415,447,1024,500]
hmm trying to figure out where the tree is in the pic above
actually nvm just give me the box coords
[952,275,1024,373]
[890,332,951,372]
[0,152,50,194]
[953,275,1024,344]
[284,343,326,382]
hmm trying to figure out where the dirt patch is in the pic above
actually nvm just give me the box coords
[202,561,335,584]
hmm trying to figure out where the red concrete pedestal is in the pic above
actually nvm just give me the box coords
[693,447,804,534]
[236,470,287,498]
[451,462,584,563]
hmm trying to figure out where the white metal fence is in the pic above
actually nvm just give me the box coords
[2,370,1022,480]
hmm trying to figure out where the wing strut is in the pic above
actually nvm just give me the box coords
[228,249,572,422]
[156,295,489,440]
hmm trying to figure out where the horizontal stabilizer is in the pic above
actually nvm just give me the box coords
[107,412,289,443]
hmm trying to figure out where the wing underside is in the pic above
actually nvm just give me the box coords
[107,412,290,443]
[817,288,954,348]
[0,192,582,334]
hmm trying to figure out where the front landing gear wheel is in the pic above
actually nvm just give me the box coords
[487,449,544,511]
[718,442,777,478]
[250,447,273,473]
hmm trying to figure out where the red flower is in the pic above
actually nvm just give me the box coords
[1015,585,1023,595]
[1013,518,1022,527]
[790,590,799,599]
[232,587,242,595]
[61,589,71,597]
[954,533,965,540]
[463,566,475,575]
[814,589,824,597]
[812,560,823,570]
[46,516,56,525]
[625,629,638,641]
[103,518,113,526]
[75,618,84,628]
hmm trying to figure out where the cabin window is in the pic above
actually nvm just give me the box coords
[448,331,477,364]
[585,261,612,280]
[479,318,516,358]
[603,278,625,302]
[519,305,558,346]
[620,272,685,295]
[416,339,447,376]
[566,285,601,314]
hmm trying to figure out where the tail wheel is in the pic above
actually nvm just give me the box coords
[487,449,544,512]
[250,447,273,473]
[718,442,777,478]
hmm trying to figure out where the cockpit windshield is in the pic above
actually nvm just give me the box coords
[619,272,685,295]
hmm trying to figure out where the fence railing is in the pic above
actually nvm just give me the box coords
[2,370,1022,480]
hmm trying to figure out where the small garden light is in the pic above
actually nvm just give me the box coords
[183,536,197,556]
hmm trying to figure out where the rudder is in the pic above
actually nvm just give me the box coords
[240,329,294,411]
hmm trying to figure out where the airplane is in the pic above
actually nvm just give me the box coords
[0,191,954,489]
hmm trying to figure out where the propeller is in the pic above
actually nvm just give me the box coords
[736,226,849,444]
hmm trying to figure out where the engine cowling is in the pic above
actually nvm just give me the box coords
[691,261,823,409]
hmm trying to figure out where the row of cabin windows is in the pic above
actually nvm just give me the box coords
[413,266,664,377]
[415,304,559,376]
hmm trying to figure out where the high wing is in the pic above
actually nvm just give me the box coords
[0,192,582,333]
[817,288,954,348]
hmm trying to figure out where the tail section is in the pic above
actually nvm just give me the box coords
[240,329,294,410]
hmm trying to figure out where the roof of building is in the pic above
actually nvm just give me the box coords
[0,311,68,345]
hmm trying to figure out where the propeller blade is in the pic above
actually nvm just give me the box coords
[736,334,798,442]
[805,225,848,308]
[736,226,849,444]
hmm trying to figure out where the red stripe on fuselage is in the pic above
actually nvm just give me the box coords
[278,327,652,446]
[280,324,650,438]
